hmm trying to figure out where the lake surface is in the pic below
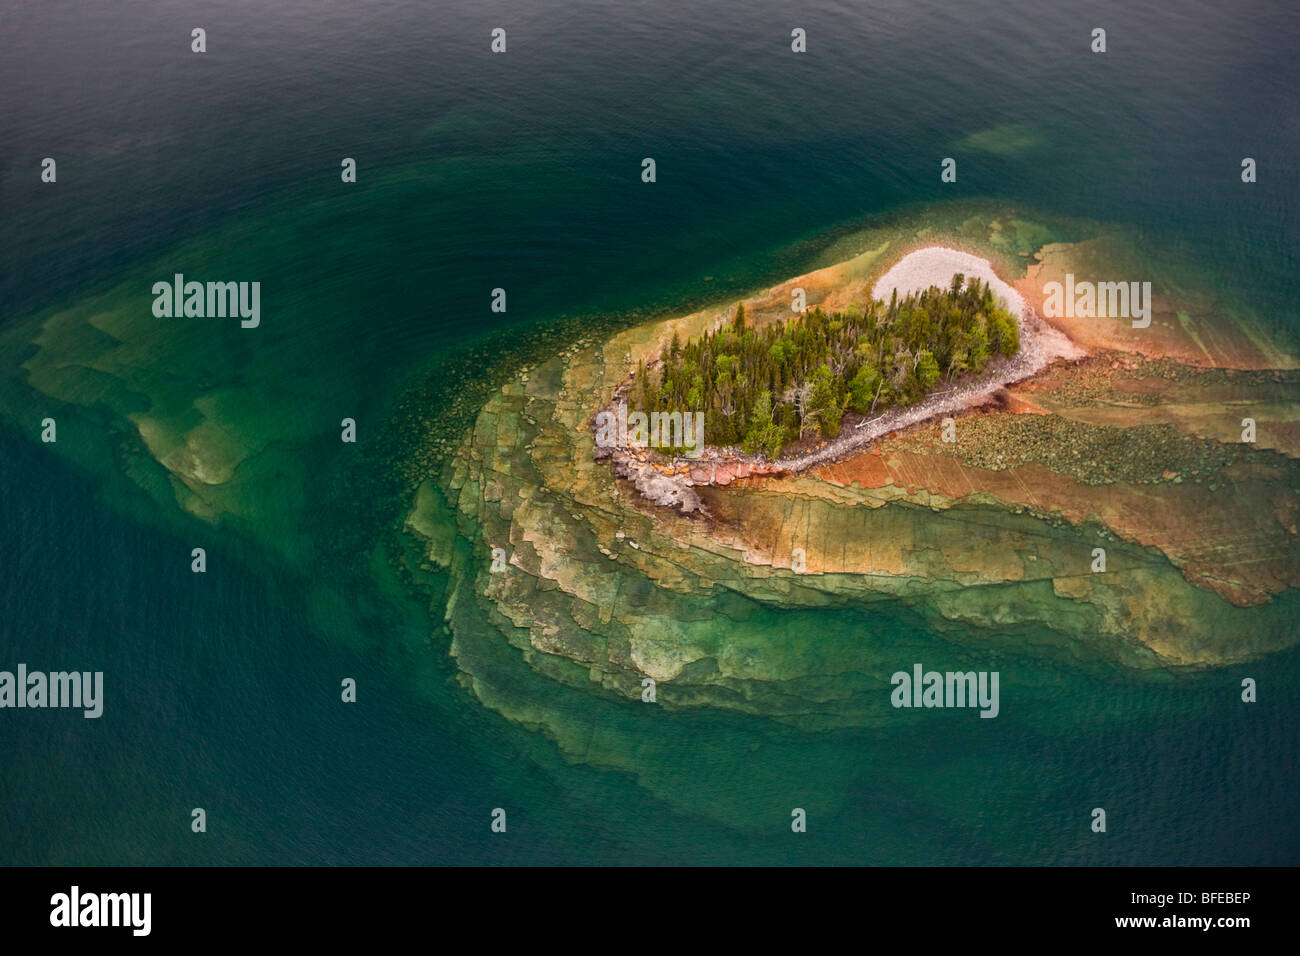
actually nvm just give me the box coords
[1,0,1296,864]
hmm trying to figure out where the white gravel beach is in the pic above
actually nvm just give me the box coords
[602,247,1088,511]
[769,247,1086,470]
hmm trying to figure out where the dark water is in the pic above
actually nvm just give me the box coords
[1,0,1297,864]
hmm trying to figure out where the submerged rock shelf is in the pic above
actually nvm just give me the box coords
[406,224,1299,748]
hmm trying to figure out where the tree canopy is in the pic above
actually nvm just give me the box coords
[629,275,1020,458]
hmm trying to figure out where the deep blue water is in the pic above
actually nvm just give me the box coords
[1,0,1297,864]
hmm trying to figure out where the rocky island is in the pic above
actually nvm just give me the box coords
[401,209,1300,803]
[598,247,1085,513]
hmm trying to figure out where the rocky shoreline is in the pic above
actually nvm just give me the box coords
[405,209,1300,785]
[596,248,1086,513]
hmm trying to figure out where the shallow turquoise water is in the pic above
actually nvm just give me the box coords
[1,0,1297,864]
